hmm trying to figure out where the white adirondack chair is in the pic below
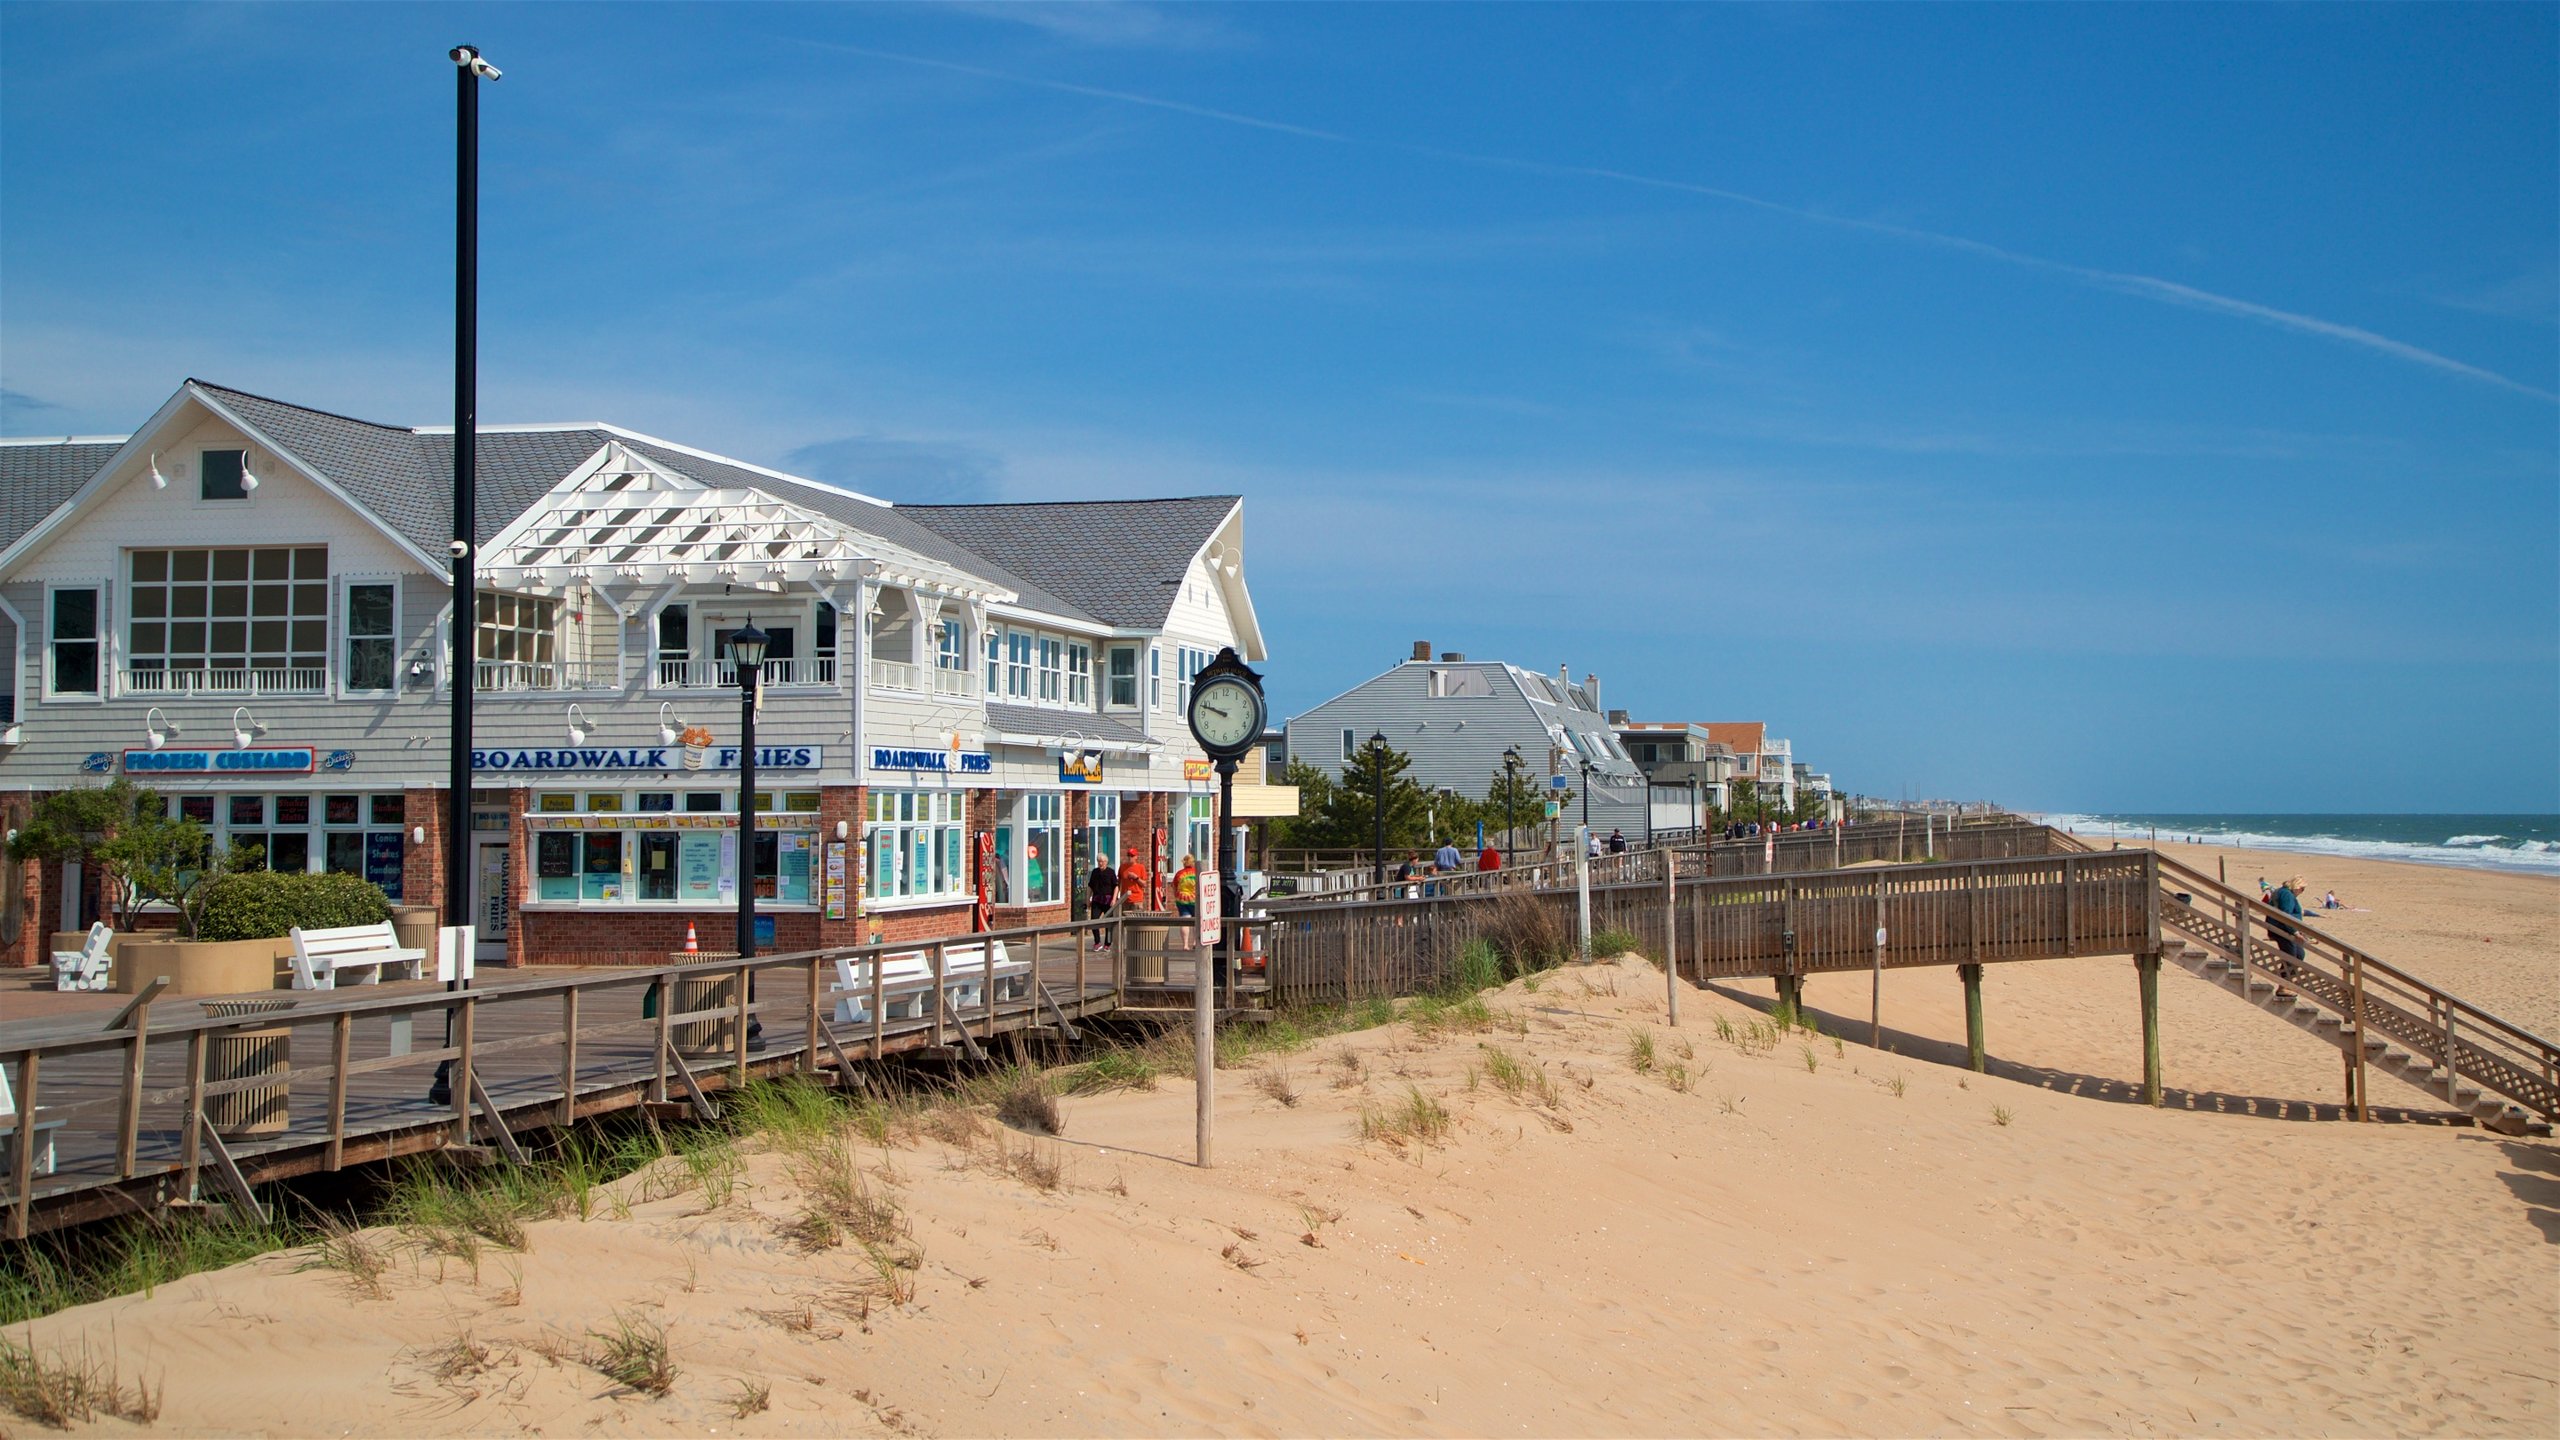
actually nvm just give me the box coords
[50,921,113,992]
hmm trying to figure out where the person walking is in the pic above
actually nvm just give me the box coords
[1436,837,1464,874]
[2267,875,2308,986]
[1087,857,1118,949]
[1606,829,1627,855]
[1478,842,1501,872]
[1174,856,1200,918]
[1119,855,1147,912]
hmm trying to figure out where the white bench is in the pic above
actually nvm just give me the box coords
[1,1061,62,1180]
[832,941,1029,1024]
[51,921,112,992]
[288,921,428,990]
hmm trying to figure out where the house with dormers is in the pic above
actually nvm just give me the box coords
[0,380,1265,970]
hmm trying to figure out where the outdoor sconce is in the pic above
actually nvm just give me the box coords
[835,820,850,841]
[231,706,265,750]
[145,706,181,750]
[412,826,428,845]
[658,701,682,746]
[237,455,262,492]
[566,702,594,745]
[148,453,170,490]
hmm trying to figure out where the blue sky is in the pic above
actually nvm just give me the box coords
[4,2,2553,811]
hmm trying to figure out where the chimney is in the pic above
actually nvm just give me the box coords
[1584,673,1600,713]
[1439,651,1464,662]
[1607,708,1628,725]
[1411,640,1431,662]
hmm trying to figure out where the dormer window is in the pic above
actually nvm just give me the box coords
[201,449,249,501]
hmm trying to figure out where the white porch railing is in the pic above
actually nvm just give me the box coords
[119,667,327,697]
[475,659,626,692]
[869,659,981,697]
[656,656,838,690]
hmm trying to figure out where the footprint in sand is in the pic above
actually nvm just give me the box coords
[1881,1363,1913,1386]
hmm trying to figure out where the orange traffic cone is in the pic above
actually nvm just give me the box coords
[683,922,699,954]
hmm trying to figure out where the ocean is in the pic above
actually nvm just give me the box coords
[2032,813,2560,876]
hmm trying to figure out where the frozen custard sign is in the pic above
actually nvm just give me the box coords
[472,746,820,772]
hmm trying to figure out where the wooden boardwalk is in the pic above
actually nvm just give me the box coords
[3,918,1245,1237]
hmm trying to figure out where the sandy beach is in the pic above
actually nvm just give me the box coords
[12,840,2556,1438]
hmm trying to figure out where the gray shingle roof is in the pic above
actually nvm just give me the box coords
[983,703,1149,748]
[0,440,125,550]
[902,497,1238,630]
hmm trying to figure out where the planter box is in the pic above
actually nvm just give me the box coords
[115,937,290,996]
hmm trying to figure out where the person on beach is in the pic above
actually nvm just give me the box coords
[2268,876,2307,980]
[1087,859,1117,948]
[2322,889,2343,910]
[1173,856,1199,917]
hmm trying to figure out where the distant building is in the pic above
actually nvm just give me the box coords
[1613,718,1737,813]
[1282,641,1648,842]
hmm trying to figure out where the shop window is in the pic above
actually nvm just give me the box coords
[684,792,725,813]
[1022,793,1063,905]
[48,586,100,696]
[637,792,676,812]
[866,790,963,901]
[1088,793,1121,869]
[126,547,328,685]
[1107,646,1138,708]
[638,832,678,901]
[585,793,625,813]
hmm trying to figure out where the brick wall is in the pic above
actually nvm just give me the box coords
[816,784,863,949]
[403,788,445,916]
[515,907,827,968]
[1,792,34,968]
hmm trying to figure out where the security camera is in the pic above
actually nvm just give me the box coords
[449,539,471,558]
[449,45,501,80]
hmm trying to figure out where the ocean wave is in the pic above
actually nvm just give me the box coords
[2030,814,2560,877]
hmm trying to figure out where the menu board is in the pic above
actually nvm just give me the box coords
[536,832,580,901]
[364,832,405,900]
[823,840,849,921]
[678,831,724,903]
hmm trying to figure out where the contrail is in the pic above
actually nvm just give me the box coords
[795,37,2554,402]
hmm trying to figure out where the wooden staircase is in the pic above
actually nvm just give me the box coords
[2147,853,2555,1134]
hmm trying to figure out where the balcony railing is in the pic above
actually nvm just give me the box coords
[869,659,981,698]
[119,667,327,697]
[475,659,626,693]
[655,656,838,690]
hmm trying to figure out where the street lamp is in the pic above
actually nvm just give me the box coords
[1369,729,1387,888]
[431,41,499,1111]
[1501,746,1522,865]
[729,620,769,963]
[1578,756,1594,837]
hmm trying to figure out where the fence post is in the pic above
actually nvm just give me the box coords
[651,974,672,1105]
[2348,951,2372,1122]
[2138,950,2163,1107]
[1663,856,1680,1026]
[1575,831,1592,962]
[805,955,822,1077]
[452,994,477,1146]
[1870,881,1886,1049]
[9,1054,37,1240]
[559,989,579,1129]
[1959,963,1985,1072]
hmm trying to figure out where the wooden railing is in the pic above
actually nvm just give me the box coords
[0,913,1264,1239]
[1263,848,2157,1008]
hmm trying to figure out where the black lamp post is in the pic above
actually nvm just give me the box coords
[1368,729,1387,888]
[1578,756,1593,836]
[728,620,769,961]
[1501,746,1522,864]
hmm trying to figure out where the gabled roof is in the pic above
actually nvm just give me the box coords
[0,438,127,549]
[1697,722,1768,754]
[902,497,1241,631]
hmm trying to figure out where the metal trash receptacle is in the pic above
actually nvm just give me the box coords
[202,998,297,1137]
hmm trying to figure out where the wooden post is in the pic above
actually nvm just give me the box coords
[1870,881,1886,1048]
[328,1011,352,1170]
[117,995,155,1178]
[1960,963,1985,1072]
[453,994,477,1145]
[1662,853,1680,1026]
[870,951,886,1060]
[733,962,752,1089]
[2137,950,2163,1107]
[9,1054,37,1240]
[2347,951,2372,1122]
[805,955,822,1077]
[182,1029,208,1202]
[929,941,947,1051]
[650,974,672,1104]
[558,988,580,1128]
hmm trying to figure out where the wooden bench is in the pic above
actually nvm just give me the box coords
[288,921,428,990]
[51,921,112,992]
[831,941,1028,1025]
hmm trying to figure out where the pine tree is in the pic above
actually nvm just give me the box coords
[1319,738,1431,852]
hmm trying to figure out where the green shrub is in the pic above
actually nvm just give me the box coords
[1452,938,1504,994]
[1589,928,1645,959]
[194,870,393,942]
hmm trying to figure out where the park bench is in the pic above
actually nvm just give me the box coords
[287,921,427,990]
[1,1061,62,1180]
[831,941,1027,1025]
[50,921,112,992]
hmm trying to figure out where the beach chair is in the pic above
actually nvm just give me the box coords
[0,1060,62,1180]
[50,921,112,992]
[288,921,428,990]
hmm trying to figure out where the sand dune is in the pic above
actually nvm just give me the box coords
[21,919,2556,1438]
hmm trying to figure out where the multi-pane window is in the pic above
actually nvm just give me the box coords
[127,547,328,685]
[529,790,819,905]
[1176,646,1209,714]
[937,618,966,672]
[984,628,1001,694]
[866,790,964,901]
[1088,793,1120,869]
[200,449,249,502]
[1038,636,1064,703]
[1022,793,1063,904]
[48,587,99,695]
[476,591,557,681]
[345,582,397,692]
[1006,631,1033,699]
[1149,647,1162,709]
[177,791,404,898]
[1185,795,1214,868]
[1067,641,1092,706]
[1107,646,1139,707]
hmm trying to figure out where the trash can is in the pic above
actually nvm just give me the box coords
[1127,924,1169,986]
[390,905,440,967]
[666,959,739,1062]
[202,998,297,1138]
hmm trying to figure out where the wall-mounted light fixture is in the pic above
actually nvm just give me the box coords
[658,701,682,746]
[566,702,594,745]
[237,455,263,493]
[230,706,266,750]
[145,706,181,750]
[148,453,169,491]
[834,820,850,841]
[412,825,428,845]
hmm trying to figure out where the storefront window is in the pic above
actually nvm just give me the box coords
[166,790,404,898]
[866,790,964,901]
[1185,795,1214,867]
[1023,793,1063,904]
[524,790,819,908]
[1088,793,1120,869]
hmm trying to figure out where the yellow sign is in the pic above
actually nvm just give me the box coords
[1183,759,1213,782]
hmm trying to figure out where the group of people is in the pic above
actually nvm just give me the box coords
[1081,853,1209,949]
[1388,839,1505,896]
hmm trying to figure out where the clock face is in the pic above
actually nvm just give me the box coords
[1188,674,1264,756]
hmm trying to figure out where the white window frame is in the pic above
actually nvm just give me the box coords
[936,617,966,673]
[866,789,966,904]
[1065,639,1091,707]
[1005,629,1033,699]
[340,575,402,696]
[1340,727,1356,762]
[1148,646,1162,709]
[43,580,106,702]
[196,447,256,507]
[1038,635,1064,704]
[1106,645,1139,709]
[1018,791,1065,904]
[1087,792,1121,868]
